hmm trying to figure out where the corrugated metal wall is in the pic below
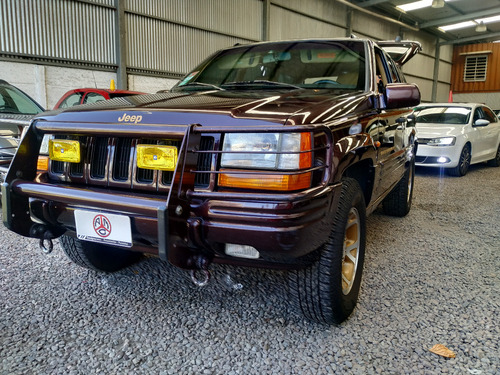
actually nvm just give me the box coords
[0,0,116,68]
[125,0,261,75]
[0,0,453,102]
[0,0,262,76]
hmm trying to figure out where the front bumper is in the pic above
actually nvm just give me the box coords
[3,179,340,269]
[415,144,461,168]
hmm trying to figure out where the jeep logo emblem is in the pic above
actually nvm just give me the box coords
[118,113,143,124]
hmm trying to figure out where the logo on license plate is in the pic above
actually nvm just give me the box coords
[93,214,112,238]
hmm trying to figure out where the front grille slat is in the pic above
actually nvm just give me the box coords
[91,137,109,179]
[113,138,132,181]
[195,136,215,188]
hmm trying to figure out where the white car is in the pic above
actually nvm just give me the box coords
[414,103,500,176]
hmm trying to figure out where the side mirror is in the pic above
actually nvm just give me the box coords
[473,119,490,127]
[385,83,421,109]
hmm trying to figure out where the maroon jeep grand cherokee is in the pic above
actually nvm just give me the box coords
[2,38,421,324]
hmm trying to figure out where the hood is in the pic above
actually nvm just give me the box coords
[38,89,374,127]
[416,123,467,138]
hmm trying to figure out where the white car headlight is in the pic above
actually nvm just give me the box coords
[427,137,456,146]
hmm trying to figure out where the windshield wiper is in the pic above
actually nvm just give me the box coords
[222,80,301,90]
[176,82,223,91]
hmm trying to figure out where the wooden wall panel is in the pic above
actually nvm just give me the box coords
[451,42,500,93]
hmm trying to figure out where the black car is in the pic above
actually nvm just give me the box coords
[2,38,420,324]
[0,80,45,183]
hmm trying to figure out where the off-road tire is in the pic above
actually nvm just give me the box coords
[60,235,142,272]
[486,144,500,167]
[448,144,471,176]
[383,159,415,217]
[289,178,366,324]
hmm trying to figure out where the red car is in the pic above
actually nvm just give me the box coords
[54,88,146,109]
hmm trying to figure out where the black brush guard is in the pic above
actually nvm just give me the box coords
[2,120,331,269]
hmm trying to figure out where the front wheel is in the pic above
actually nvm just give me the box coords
[289,178,366,324]
[60,235,142,272]
[448,144,471,176]
[383,159,415,217]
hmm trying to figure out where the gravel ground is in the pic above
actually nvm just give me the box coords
[1,164,499,375]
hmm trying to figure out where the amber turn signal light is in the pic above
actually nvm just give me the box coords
[218,170,312,191]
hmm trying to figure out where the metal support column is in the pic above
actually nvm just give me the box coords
[262,0,271,41]
[345,9,353,37]
[115,0,128,90]
[431,38,441,102]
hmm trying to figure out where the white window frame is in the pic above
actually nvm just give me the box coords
[463,55,488,82]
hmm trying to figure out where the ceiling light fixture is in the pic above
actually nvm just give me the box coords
[439,21,476,32]
[475,21,487,32]
[397,0,450,12]
[432,0,445,8]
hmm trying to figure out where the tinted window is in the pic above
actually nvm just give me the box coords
[84,92,106,104]
[175,41,366,91]
[482,107,498,123]
[0,85,44,114]
[59,92,84,108]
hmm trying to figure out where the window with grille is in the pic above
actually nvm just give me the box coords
[463,55,487,82]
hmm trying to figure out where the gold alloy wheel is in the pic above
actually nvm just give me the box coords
[341,207,361,295]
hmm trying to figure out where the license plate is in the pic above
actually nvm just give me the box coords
[74,210,132,248]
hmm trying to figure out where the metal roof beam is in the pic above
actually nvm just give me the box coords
[420,9,500,28]
[438,31,500,45]
[357,0,390,7]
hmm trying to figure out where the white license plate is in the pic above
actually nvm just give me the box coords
[74,210,132,248]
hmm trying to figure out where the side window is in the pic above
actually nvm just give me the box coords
[84,92,106,104]
[482,107,497,123]
[374,48,390,93]
[386,59,401,83]
[59,93,83,108]
[473,108,483,123]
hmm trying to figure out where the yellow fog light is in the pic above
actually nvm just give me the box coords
[136,144,177,171]
[49,139,81,163]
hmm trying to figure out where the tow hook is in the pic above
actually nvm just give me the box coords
[39,231,55,254]
[188,255,211,287]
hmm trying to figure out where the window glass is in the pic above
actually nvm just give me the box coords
[482,107,497,123]
[175,40,366,90]
[414,106,471,125]
[473,107,483,122]
[59,93,84,108]
[84,92,106,104]
[0,85,43,114]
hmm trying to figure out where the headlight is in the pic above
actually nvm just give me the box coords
[39,135,52,155]
[427,137,456,146]
[221,133,311,169]
[37,135,52,172]
[219,132,313,191]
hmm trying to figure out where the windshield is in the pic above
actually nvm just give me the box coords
[173,40,366,92]
[0,84,44,115]
[414,106,471,125]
